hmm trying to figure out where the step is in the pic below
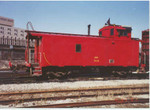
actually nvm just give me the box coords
[33,70,42,75]
[34,67,41,70]
[33,70,41,72]
[32,73,42,76]
[31,63,39,66]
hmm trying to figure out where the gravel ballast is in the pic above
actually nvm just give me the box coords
[0,79,149,93]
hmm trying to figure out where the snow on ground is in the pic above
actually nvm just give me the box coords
[0,79,149,92]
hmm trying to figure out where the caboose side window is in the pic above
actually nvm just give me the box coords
[118,30,128,36]
[124,31,127,36]
[110,29,114,35]
[99,31,102,36]
[76,44,81,53]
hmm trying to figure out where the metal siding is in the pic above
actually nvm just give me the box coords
[35,34,139,68]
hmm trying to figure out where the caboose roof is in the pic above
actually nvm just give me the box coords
[25,30,105,39]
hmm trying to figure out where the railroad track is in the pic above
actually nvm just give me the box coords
[27,98,149,108]
[0,84,149,108]
[0,70,149,84]
[0,77,37,84]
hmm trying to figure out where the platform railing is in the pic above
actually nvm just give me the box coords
[0,37,34,47]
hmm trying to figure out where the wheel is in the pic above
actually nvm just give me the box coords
[41,68,49,79]
[54,72,67,78]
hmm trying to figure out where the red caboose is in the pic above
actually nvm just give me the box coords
[25,22,140,77]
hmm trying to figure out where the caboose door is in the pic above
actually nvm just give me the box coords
[34,38,42,64]
[28,48,35,63]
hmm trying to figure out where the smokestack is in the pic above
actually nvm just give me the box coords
[88,24,91,35]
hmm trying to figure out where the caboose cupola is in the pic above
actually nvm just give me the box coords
[99,19,132,39]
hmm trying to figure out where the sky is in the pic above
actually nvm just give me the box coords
[0,1,149,39]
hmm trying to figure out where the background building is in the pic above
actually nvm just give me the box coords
[0,16,33,60]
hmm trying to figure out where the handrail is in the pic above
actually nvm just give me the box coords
[26,21,35,31]
[143,52,146,65]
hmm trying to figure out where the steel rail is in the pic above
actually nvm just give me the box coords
[0,91,148,105]
[26,98,149,108]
